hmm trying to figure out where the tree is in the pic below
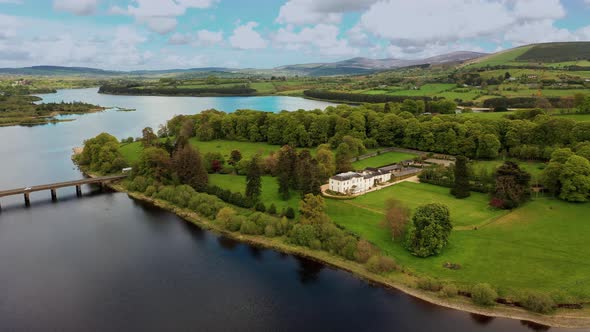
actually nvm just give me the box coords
[76,133,127,174]
[559,155,590,202]
[405,203,452,257]
[477,134,501,159]
[450,156,470,198]
[335,142,353,173]
[136,147,172,182]
[316,144,336,182]
[491,161,531,209]
[141,127,158,147]
[245,156,262,200]
[299,194,330,224]
[229,149,242,166]
[277,145,297,200]
[383,199,410,241]
[172,145,208,191]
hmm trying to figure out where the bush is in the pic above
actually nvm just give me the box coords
[521,292,556,314]
[267,203,277,215]
[441,284,459,298]
[128,176,149,192]
[264,225,276,237]
[284,207,296,219]
[288,224,318,247]
[255,202,266,212]
[365,255,398,274]
[144,185,157,197]
[355,239,377,263]
[417,277,442,292]
[216,207,237,227]
[471,283,498,306]
[227,215,246,232]
[240,219,263,235]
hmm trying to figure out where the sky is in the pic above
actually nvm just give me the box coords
[0,0,590,70]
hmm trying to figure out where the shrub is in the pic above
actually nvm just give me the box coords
[366,255,398,274]
[227,215,246,232]
[264,225,276,237]
[216,207,236,228]
[128,176,149,192]
[471,283,498,306]
[288,224,318,247]
[144,185,157,197]
[521,292,556,314]
[441,284,459,298]
[240,219,262,235]
[417,277,443,292]
[255,202,266,212]
[267,203,277,215]
[355,239,377,263]
[284,207,296,219]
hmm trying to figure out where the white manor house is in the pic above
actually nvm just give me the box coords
[329,163,421,195]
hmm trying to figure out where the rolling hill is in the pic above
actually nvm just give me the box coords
[465,42,590,68]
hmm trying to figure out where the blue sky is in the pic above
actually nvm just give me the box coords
[0,0,589,70]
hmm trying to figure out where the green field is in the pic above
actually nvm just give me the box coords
[466,45,534,68]
[352,151,417,170]
[326,182,590,300]
[554,113,590,122]
[119,139,308,164]
[455,111,514,120]
[209,174,300,213]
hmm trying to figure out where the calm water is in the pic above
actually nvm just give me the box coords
[0,89,573,331]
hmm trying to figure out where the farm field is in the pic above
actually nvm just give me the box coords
[352,151,417,170]
[553,113,590,122]
[209,174,300,213]
[326,183,590,300]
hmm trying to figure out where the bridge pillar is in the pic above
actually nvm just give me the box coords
[76,185,82,197]
[24,193,30,206]
[51,189,57,201]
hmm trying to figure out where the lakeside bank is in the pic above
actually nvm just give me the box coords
[97,175,590,329]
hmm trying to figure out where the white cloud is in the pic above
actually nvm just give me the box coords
[356,0,575,58]
[273,24,358,56]
[111,0,218,34]
[276,0,378,25]
[229,22,267,50]
[168,29,223,46]
[277,0,341,25]
[196,29,223,46]
[53,0,99,16]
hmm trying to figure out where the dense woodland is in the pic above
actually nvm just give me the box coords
[99,83,257,96]
[163,98,590,162]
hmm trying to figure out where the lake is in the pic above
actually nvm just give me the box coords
[0,89,568,331]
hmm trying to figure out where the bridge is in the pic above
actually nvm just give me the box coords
[0,174,128,209]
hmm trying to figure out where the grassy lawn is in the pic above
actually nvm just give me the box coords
[554,113,590,122]
[352,151,417,170]
[470,159,547,179]
[209,174,300,213]
[327,182,590,300]
[328,182,506,228]
[119,139,314,164]
[456,111,513,120]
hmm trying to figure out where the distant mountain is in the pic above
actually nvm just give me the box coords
[0,66,236,77]
[276,51,488,76]
[0,51,488,77]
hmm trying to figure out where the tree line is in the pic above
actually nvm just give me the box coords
[163,101,590,162]
[98,84,257,96]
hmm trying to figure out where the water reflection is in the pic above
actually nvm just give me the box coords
[295,257,324,284]
[470,313,495,325]
[521,320,552,331]
[218,236,239,250]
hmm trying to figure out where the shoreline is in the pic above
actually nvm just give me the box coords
[99,177,590,329]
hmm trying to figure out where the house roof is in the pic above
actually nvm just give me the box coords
[331,171,362,181]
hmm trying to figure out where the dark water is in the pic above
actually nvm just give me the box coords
[0,89,575,331]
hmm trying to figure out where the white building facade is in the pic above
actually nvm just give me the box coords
[329,170,391,195]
